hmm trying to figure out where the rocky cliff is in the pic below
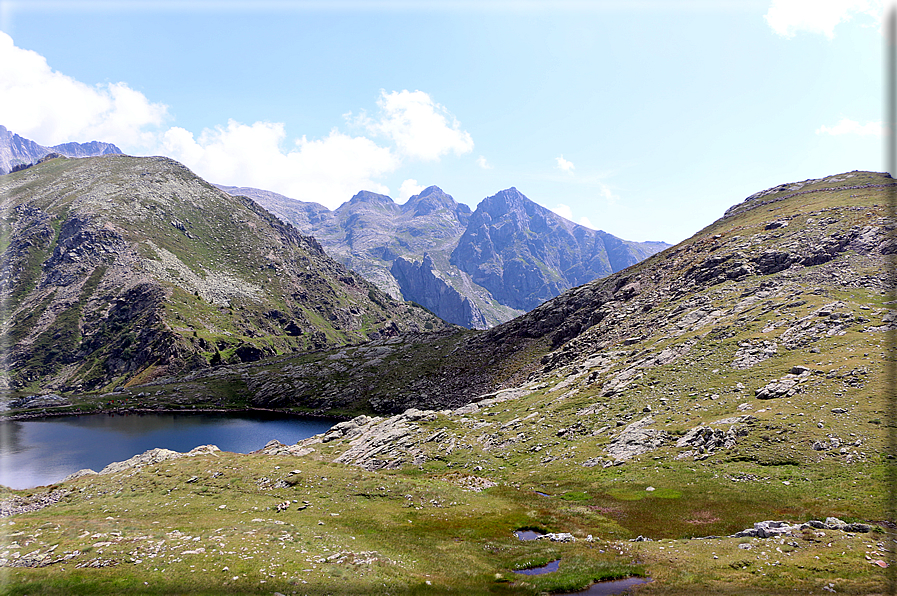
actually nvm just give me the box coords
[0,125,122,174]
[218,184,668,328]
[390,254,487,328]
[1,154,448,395]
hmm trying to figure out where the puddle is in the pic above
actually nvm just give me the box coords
[514,530,545,541]
[563,576,651,595]
[534,491,551,497]
[513,559,560,575]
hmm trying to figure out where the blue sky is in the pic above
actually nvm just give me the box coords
[0,0,884,243]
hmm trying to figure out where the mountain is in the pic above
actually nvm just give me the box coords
[217,184,669,328]
[144,170,891,422]
[0,154,449,394]
[451,187,671,311]
[0,124,121,174]
[4,170,892,596]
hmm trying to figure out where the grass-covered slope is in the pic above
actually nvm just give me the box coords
[1,170,892,594]
[0,155,449,395]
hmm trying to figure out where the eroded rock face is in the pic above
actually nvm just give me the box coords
[391,255,487,328]
[222,183,666,327]
[451,188,667,311]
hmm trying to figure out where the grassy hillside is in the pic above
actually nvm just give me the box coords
[1,170,892,594]
[0,155,449,395]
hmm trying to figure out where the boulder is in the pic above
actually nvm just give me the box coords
[755,368,812,400]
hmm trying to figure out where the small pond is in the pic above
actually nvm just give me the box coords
[0,411,335,489]
[566,576,651,595]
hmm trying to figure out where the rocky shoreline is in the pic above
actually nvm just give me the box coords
[0,404,346,423]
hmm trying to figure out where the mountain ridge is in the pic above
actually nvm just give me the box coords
[0,154,448,394]
[217,183,669,327]
[0,124,122,174]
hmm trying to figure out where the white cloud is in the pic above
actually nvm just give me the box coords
[0,33,476,210]
[550,205,596,229]
[364,89,474,161]
[816,117,884,136]
[555,155,575,173]
[551,203,574,220]
[162,120,398,208]
[601,185,620,203]
[764,0,882,39]
[476,155,493,169]
[398,178,426,202]
[0,31,168,148]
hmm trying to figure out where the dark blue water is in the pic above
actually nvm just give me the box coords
[0,411,335,489]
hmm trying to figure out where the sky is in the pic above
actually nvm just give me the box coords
[0,0,885,244]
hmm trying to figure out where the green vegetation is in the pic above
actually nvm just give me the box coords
[1,169,892,593]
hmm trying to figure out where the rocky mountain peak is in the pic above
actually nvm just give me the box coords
[344,190,398,209]
[220,183,667,328]
[401,186,470,218]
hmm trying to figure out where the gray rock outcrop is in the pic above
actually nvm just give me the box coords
[755,367,812,399]
[731,517,874,538]
[604,416,670,464]
[63,444,220,481]
[675,415,756,460]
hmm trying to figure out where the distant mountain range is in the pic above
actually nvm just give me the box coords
[0,125,121,174]
[217,184,670,328]
[0,125,668,333]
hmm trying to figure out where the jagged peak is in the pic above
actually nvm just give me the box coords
[402,185,464,216]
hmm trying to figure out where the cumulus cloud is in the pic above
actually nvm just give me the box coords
[555,155,575,173]
[0,33,477,209]
[550,204,574,221]
[597,184,619,205]
[816,117,884,136]
[476,155,493,169]
[363,90,474,161]
[162,120,398,208]
[764,0,882,39]
[550,204,596,229]
[0,31,168,148]
[398,179,426,202]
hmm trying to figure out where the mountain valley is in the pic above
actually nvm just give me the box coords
[1,166,893,595]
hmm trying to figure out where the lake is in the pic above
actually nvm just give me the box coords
[0,411,336,490]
